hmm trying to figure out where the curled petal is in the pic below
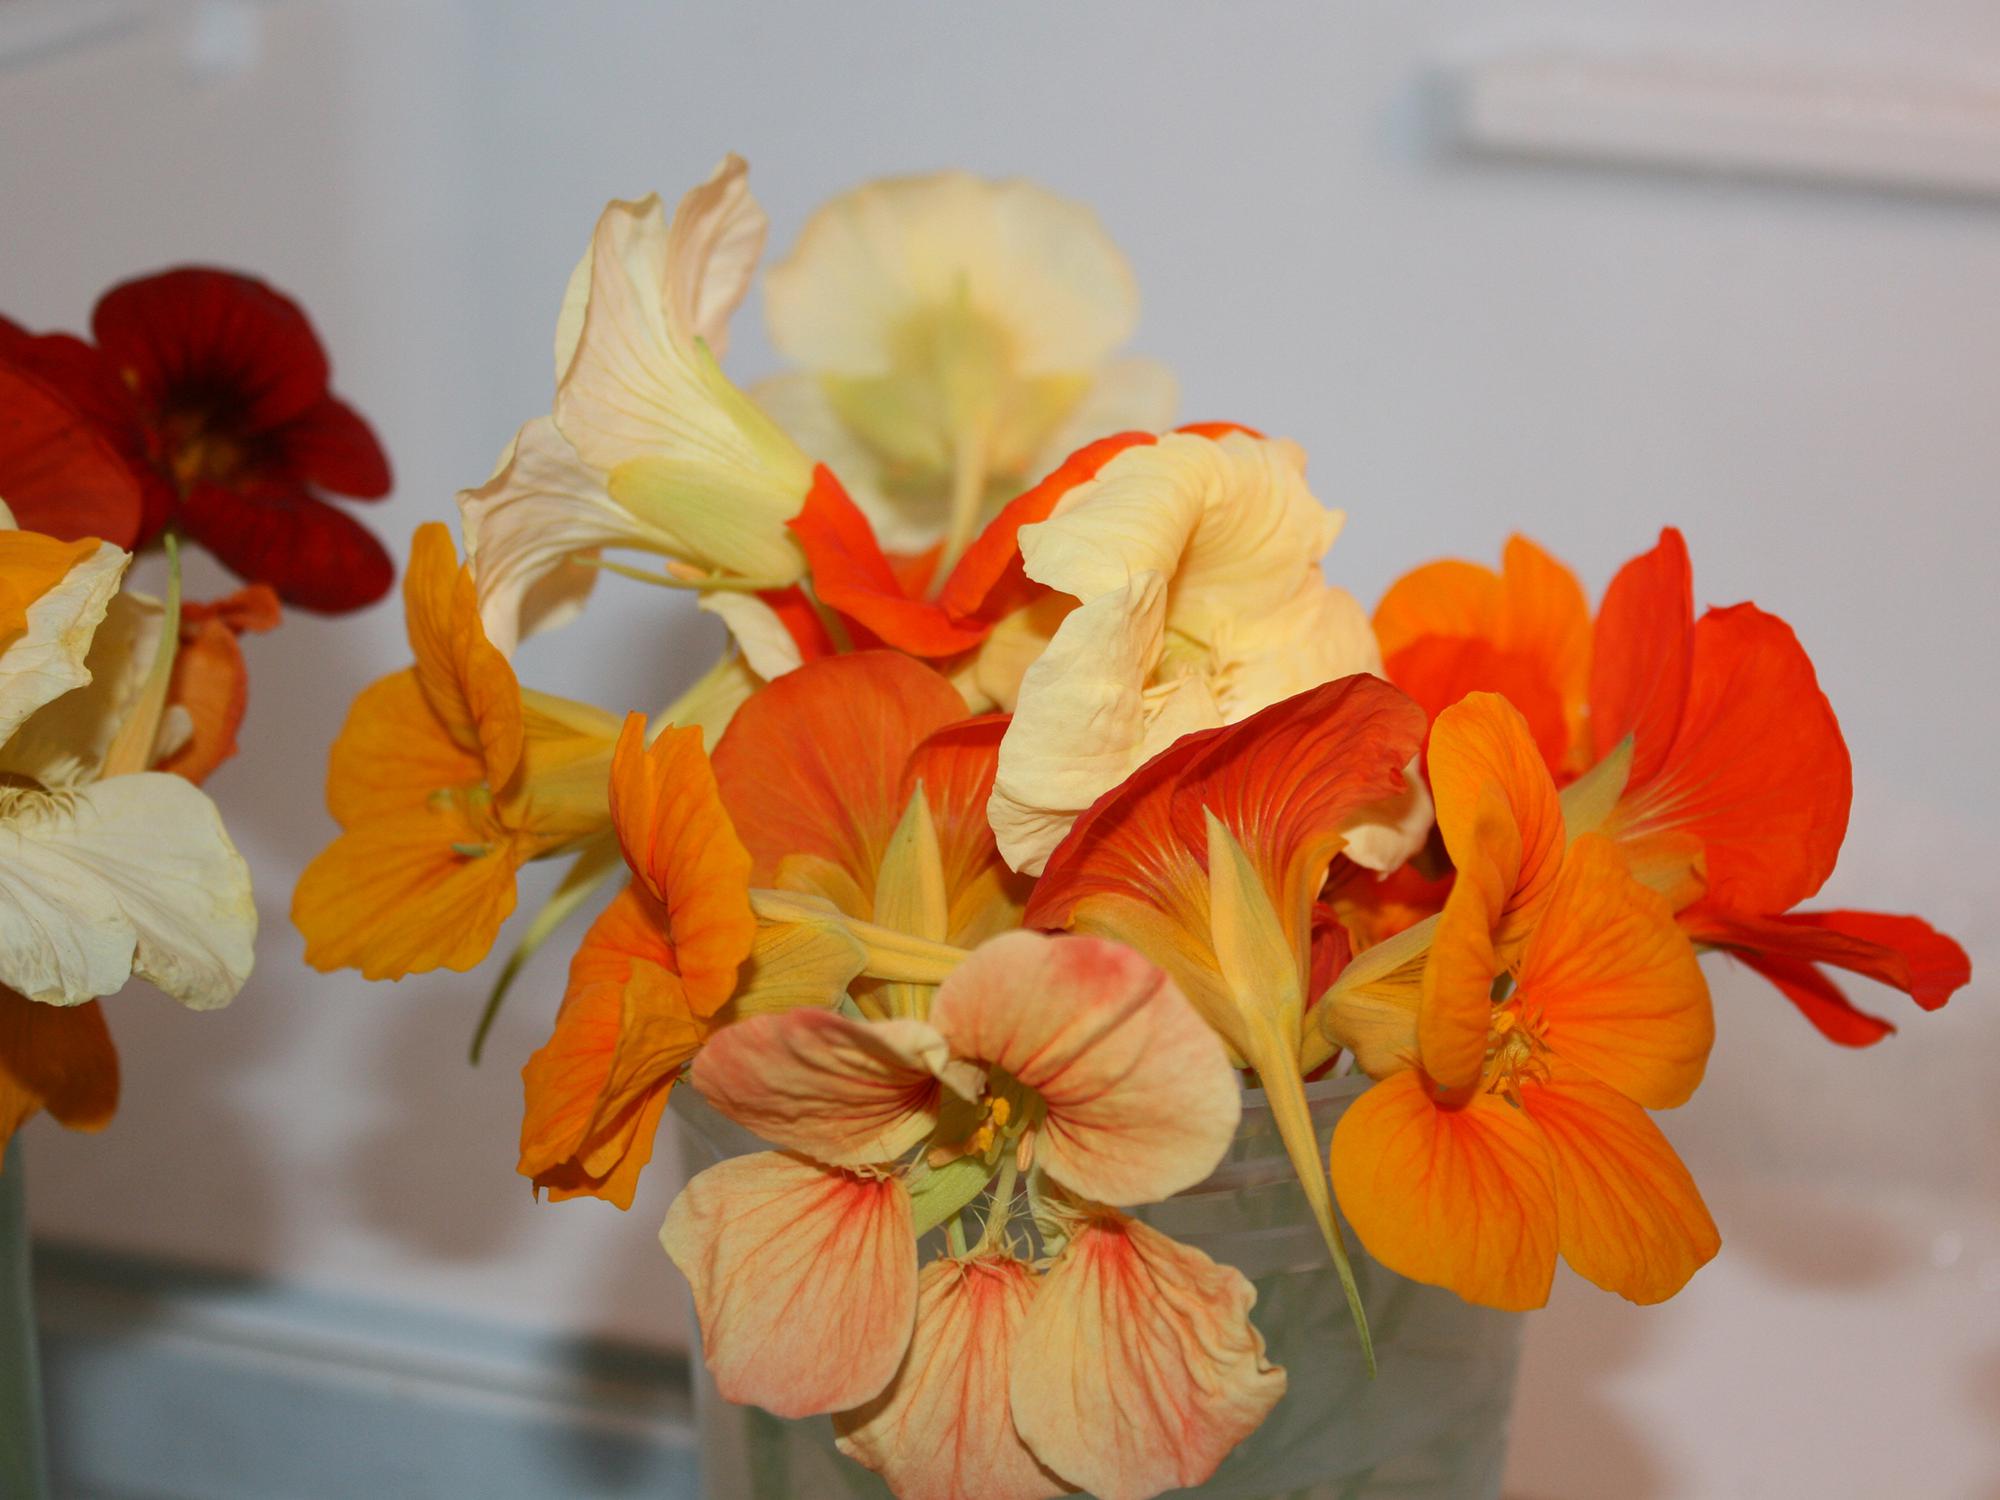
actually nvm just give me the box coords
[661,1152,917,1419]
[692,1009,948,1167]
[403,521,522,789]
[1416,783,1517,1092]
[1427,692,1565,954]
[0,536,128,746]
[1330,1069,1559,1312]
[834,1255,1061,1500]
[929,931,1239,1205]
[1011,1213,1285,1500]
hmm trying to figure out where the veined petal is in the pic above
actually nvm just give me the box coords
[0,363,144,548]
[1329,1068,1559,1312]
[404,521,522,790]
[0,536,128,746]
[928,931,1239,1205]
[0,988,118,1157]
[322,670,484,828]
[834,1255,1060,1500]
[903,715,1031,946]
[1010,1212,1285,1500]
[691,1009,947,1167]
[1416,784,1517,1093]
[711,652,968,911]
[1428,693,1565,953]
[1589,528,1693,785]
[604,716,754,1015]
[1520,1064,1718,1304]
[0,775,254,1009]
[1519,834,1712,1110]
[661,1152,918,1419]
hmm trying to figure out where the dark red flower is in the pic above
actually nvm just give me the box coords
[0,269,396,612]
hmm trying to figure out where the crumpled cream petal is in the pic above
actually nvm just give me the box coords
[765,170,1140,376]
[834,1255,1062,1500]
[989,573,1166,876]
[0,774,255,1010]
[0,540,128,747]
[0,590,165,789]
[552,170,812,583]
[1010,1212,1285,1500]
[661,1151,917,1419]
[696,591,801,682]
[458,417,671,656]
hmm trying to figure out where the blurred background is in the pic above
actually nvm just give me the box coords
[3,1,1996,1496]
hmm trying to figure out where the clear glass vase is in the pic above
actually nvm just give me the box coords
[671,1075,1523,1500]
[1,1138,50,1500]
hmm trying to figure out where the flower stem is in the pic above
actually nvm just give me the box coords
[973,1147,1020,1256]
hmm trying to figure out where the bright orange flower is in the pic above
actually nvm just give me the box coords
[0,987,118,1160]
[1025,671,1426,1356]
[292,523,621,979]
[1326,694,1718,1310]
[1379,527,1971,1043]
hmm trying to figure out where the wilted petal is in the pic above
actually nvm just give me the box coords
[0,535,128,744]
[661,1152,917,1418]
[929,931,1238,1205]
[834,1255,1060,1500]
[0,589,164,789]
[1011,1212,1285,1500]
[692,1009,948,1167]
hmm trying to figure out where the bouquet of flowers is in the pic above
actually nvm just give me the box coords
[296,157,1970,1500]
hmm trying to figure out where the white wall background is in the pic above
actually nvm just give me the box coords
[3,2,1996,1495]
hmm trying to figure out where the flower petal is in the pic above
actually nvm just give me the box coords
[0,988,118,1158]
[1520,1065,1718,1304]
[1416,782,1518,1092]
[0,362,144,548]
[1589,528,1693,785]
[1427,692,1566,954]
[929,931,1240,1205]
[176,481,393,614]
[903,715,1032,946]
[403,521,522,789]
[661,1151,918,1418]
[1011,1212,1285,1500]
[1329,1068,1559,1311]
[1519,834,1712,1110]
[0,535,128,746]
[834,1255,1060,1500]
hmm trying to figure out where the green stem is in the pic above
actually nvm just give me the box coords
[0,1138,50,1499]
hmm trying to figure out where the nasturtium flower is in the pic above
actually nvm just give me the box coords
[990,426,1417,877]
[461,156,816,655]
[755,170,1177,557]
[518,714,864,1207]
[2,270,395,611]
[292,523,621,979]
[1026,671,1429,1359]
[1376,528,1970,1043]
[0,515,258,1157]
[1325,694,1718,1311]
[664,929,1283,1500]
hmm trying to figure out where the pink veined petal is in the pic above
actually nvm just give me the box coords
[660,1151,917,1418]
[927,931,1241,1207]
[690,1009,949,1167]
[1010,1213,1285,1500]
[834,1255,1064,1500]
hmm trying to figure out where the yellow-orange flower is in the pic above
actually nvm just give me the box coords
[293,522,620,979]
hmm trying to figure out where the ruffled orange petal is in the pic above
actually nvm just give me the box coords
[661,1151,918,1419]
[711,651,967,911]
[292,815,521,979]
[0,988,118,1158]
[690,1009,946,1167]
[1588,528,1692,785]
[1517,834,1712,1111]
[1329,1068,1559,1311]
[1609,603,1850,916]
[834,1255,1061,1500]
[928,931,1240,1206]
[1010,1212,1285,1500]
[1520,1064,1718,1304]
[604,715,754,1016]
[518,884,707,1207]
[1427,692,1564,953]
[403,520,523,789]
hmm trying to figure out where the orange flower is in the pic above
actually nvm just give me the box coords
[1378,528,1971,1043]
[1326,694,1719,1310]
[0,988,118,1161]
[156,583,282,785]
[292,523,620,979]
[1025,671,1426,1357]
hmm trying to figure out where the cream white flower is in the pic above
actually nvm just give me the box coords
[0,525,255,1011]
[989,430,1428,875]
[756,170,1176,556]
[462,155,815,655]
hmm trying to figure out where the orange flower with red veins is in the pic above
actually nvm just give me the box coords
[662,930,1282,1500]
[1026,671,1427,1361]
[1326,694,1719,1310]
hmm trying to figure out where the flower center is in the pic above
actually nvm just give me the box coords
[1484,998,1552,1104]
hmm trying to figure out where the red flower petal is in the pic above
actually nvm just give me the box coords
[1590,527,1694,786]
[178,479,393,613]
[0,360,145,546]
[275,395,392,499]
